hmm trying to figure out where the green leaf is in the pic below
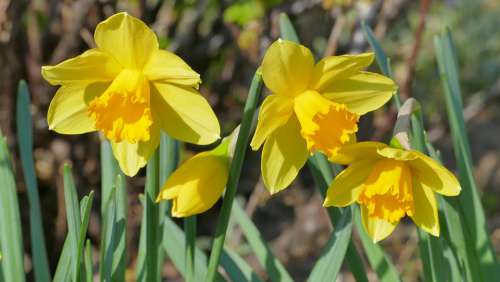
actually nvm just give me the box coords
[307,207,353,282]
[434,29,498,280]
[220,247,264,282]
[0,131,25,282]
[84,240,93,282]
[101,175,127,282]
[279,13,299,43]
[100,140,119,214]
[157,133,180,281]
[77,192,94,282]
[63,165,83,282]
[205,70,263,282]
[184,216,197,282]
[53,234,73,282]
[231,201,292,281]
[144,151,160,280]
[16,80,51,282]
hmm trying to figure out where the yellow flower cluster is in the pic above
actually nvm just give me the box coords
[42,13,460,242]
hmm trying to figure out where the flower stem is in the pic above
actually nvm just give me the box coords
[184,216,196,282]
[145,150,160,281]
[205,70,263,282]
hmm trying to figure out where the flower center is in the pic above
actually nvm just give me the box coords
[294,90,359,158]
[358,159,414,224]
[87,70,153,143]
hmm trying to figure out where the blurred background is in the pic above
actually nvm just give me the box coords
[1,0,499,281]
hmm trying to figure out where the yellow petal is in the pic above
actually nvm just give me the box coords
[376,147,419,161]
[250,94,294,150]
[144,50,201,87]
[361,205,398,243]
[322,72,397,115]
[324,160,373,207]
[94,12,158,69]
[47,83,109,134]
[151,82,220,145]
[408,151,461,196]
[309,53,374,91]
[111,125,160,176]
[261,39,314,96]
[156,151,229,217]
[329,142,386,165]
[41,49,121,85]
[261,116,308,194]
[294,90,359,159]
[410,177,440,236]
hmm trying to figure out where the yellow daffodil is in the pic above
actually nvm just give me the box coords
[41,12,220,176]
[250,39,397,194]
[324,141,461,242]
[156,136,232,217]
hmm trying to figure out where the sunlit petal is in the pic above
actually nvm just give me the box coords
[94,12,158,68]
[410,177,440,236]
[361,205,398,243]
[324,160,373,207]
[41,49,121,85]
[322,72,396,115]
[250,94,294,150]
[261,116,308,194]
[309,53,374,91]
[151,82,220,145]
[261,39,314,96]
[144,49,201,87]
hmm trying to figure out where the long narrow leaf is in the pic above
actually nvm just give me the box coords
[308,207,353,282]
[0,131,25,282]
[16,80,51,282]
[205,70,263,281]
[144,151,160,280]
[231,201,292,281]
[84,240,93,282]
[434,30,498,280]
[63,165,83,281]
[221,247,264,282]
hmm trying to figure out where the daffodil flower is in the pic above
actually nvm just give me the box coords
[41,12,220,176]
[156,135,232,217]
[250,39,397,193]
[324,142,461,242]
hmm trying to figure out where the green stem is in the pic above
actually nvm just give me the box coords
[205,71,263,282]
[184,216,197,282]
[145,150,160,281]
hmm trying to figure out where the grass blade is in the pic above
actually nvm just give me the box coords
[279,13,299,43]
[100,140,119,214]
[231,201,292,281]
[84,240,93,282]
[144,151,160,280]
[220,247,264,282]
[63,164,83,281]
[184,216,197,282]
[307,206,353,282]
[205,70,263,281]
[0,131,25,282]
[101,175,127,281]
[434,30,498,280]
[53,234,73,281]
[16,80,51,282]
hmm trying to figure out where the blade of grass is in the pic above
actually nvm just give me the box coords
[221,247,264,282]
[279,13,299,43]
[184,216,197,282]
[0,130,25,282]
[100,140,119,214]
[101,175,127,281]
[53,231,73,281]
[84,240,93,282]
[145,150,160,280]
[16,80,51,282]
[63,164,83,282]
[157,133,180,281]
[434,30,497,280]
[205,70,263,281]
[77,192,94,282]
[307,206,353,282]
[231,201,292,281]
